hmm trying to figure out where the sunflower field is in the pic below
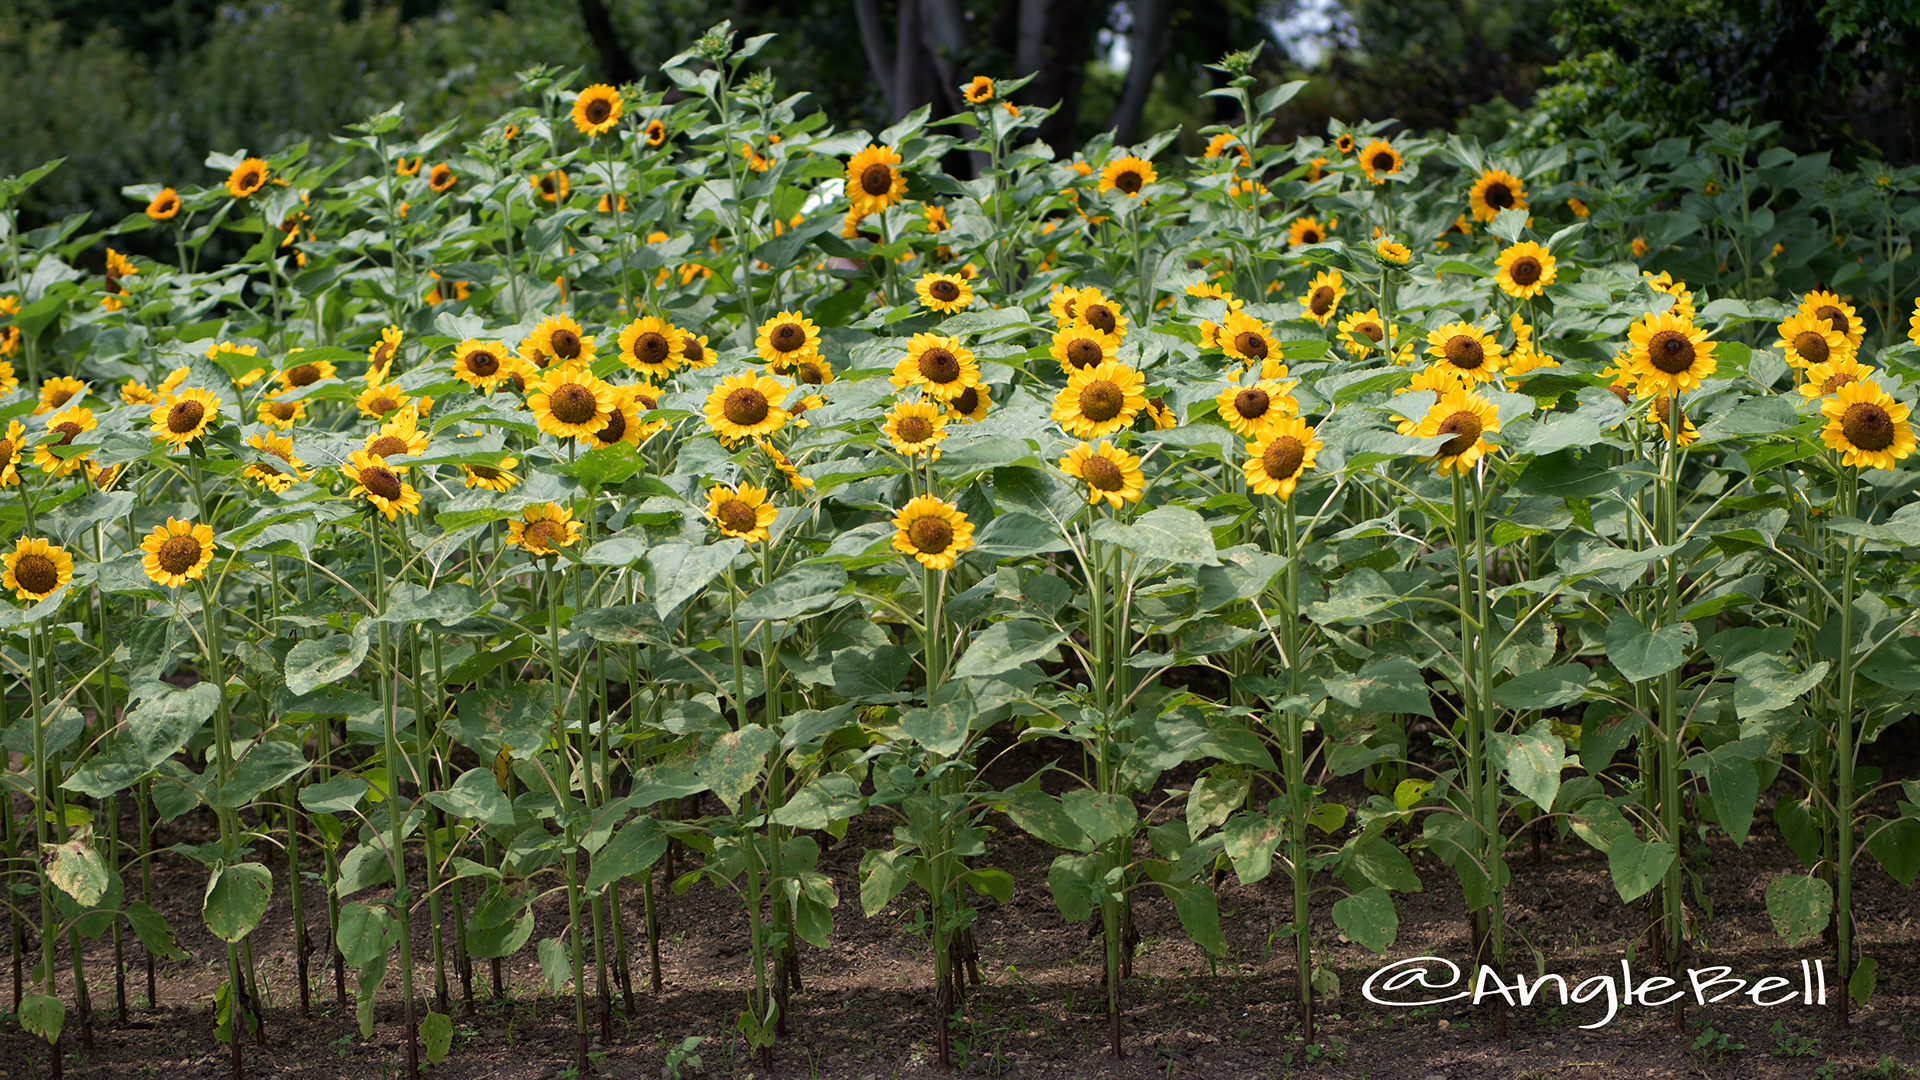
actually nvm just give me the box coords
[2,24,1919,1080]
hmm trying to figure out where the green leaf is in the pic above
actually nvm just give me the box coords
[285,620,370,696]
[858,849,916,915]
[424,767,516,827]
[1604,613,1694,683]
[1046,853,1101,922]
[1090,506,1220,565]
[214,740,308,809]
[1003,791,1091,852]
[448,685,555,760]
[584,818,668,891]
[1865,816,1920,886]
[1332,886,1398,954]
[1172,881,1229,956]
[644,539,746,618]
[335,901,400,967]
[1062,790,1137,846]
[1348,837,1422,892]
[20,992,65,1044]
[953,620,1068,679]
[465,908,535,959]
[1487,722,1566,812]
[127,683,221,767]
[335,842,393,897]
[971,511,1068,557]
[1607,836,1674,903]
[696,726,781,812]
[1322,657,1433,717]
[537,937,575,992]
[44,839,108,907]
[899,700,975,757]
[375,582,486,629]
[737,564,847,621]
[299,775,369,815]
[1305,802,1349,835]
[1222,808,1282,885]
[1765,875,1832,945]
[124,900,189,961]
[1733,656,1828,719]
[1493,664,1592,710]
[1849,956,1878,1008]
[1186,770,1249,833]
[420,1012,453,1065]
[203,862,273,943]
[831,644,910,701]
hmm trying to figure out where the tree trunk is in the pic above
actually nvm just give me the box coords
[577,0,638,86]
[892,0,942,122]
[854,0,898,115]
[1014,0,1100,149]
[1107,0,1173,145]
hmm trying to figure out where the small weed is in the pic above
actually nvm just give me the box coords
[1303,1038,1348,1066]
[1690,1024,1744,1067]
[1771,1020,1819,1058]
[664,1034,706,1080]
[1868,1055,1909,1079]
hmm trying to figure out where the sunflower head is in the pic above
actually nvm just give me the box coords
[1468,168,1529,223]
[704,370,792,443]
[915,272,974,314]
[528,315,594,366]
[1627,311,1716,397]
[964,76,995,104]
[356,383,411,420]
[755,310,821,367]
[1215,378,1299,437]
[1425,322,1505,382]
[531,170,570,203]
[1298,269,1345,325]
[1287,217,1325,248]
[226,158,269,199]
[3,537,73,602]
[1359,140,1402,184]
[1411,389,1502,474]
[1059,441,1145,507]
[1219,310,1275,366]
[1375,237,1412,266]
[892,495,975,570]
[1821,380,1917,470]
[509,503,583,554]
[846,145,907,214]
[1051,361,1148,439]
[1777,311,1846,369]
[140,518,217,588]
[146,188,182,221]
[883,400,948,456]
[345,450,421,519]
[893,333,980,399]
[1799,356,1873,399]
[572,84,624,136]
[1244,417,1322,499]
[619,316,686,377]
[705,483,778,543]
[1337,308,1392,356]
[645,119,667,146]
[1048,321,1122,373]
[429,164,457,193]
[1495,241,1558,298]
[1801,290,1863,347]
[1099,155,1157,197]
[150,387,220,448]
[1334,132,1356,154]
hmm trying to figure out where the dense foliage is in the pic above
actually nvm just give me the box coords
[2,20,1919,1080]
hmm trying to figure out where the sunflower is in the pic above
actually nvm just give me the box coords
[755,310,821,370]
[103,249,138,303]
[396,156,422,177]
[945,383,992,424]
[258,396,307,428]
[0,326,19,358]
[1425,322,1505,384]
[241,432,311,492]
[363,409,430,463]
[424,272,470,305]
[704,370,791,442]
[139,518,217,588]
[706,483,778,543]
[645,119,667,146]
[1337,308,1392,356]
[1798,356,1872,400]
[277,356,336,393]
[356,383,412,421]
[675,328,714,370]
[1298,269,1345,325]
[526,364,614,440]
[1058,441,1145,508]
[36,376,88,414]
[785,391,826,429]
[1800,290,1864,349]
[845,145,907,215]
[531,170,570,203]
[0,361,15,395]
[1099,155,1157,197]
[447,338,509,391]
[1775,311,1846,370]
[234,367,266,389]
[1215,378,1299,437]
[1048,321,1122,373]
[1244,417,1322,499]
[964,75,995,104]
[1495,241,1558,299]
[572,84,624,136]
[1631,237,1650,257]
[149,387,220,448]
[226,158,269,199]
[892,495,974,570]
[146,188,181,221]
[1376,237,1412,265]
[1203,133,1251,168]
[790,354,835,386]
[1568,197,1590,216]
[366,325,404,381]
[916,272,973,314]
[1287,217,1326,247]
[1334,132,1356,154]
[1820,381,1916,470]
[1185,281,1242,308]
[1073,290,1128,338]
[1909,299,1920,346]
[1467,168,1528,223]
[526,315,596,367]
[427,164,457,193]
[618,316,686,379]
[462,456,522,491]
[1052,361,1148,439]
[1627,312,1716,397]
[1358,140,1402,184]
[583,385,643,448]
[1409,388,1501,474]
[343,450,422,519]
[1396,364,1473,399]
[509,503,583,554]
[3,537,73,602]
[892,333,980,400]
[1643,270,1697,322]
[1048,284,1088,325]
[1646,397,1698,447]
[0,420,22,486]
[883,401,948,457]
[1217,309,1276,370]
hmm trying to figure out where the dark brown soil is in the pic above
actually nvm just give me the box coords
[4,748,1918,1080]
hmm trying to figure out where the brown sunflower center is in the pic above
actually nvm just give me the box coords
[860,163,895,197]
[51,422,83,447]
[470,465,502,481]
[1371,151,1395,172]
[0,438,12,462]
[238,170,261,191]
[929,279,961,302]
[367,435,410,459]
[1793,331,1830,366]
[1436,411,1484,457]
[47,387,78,409]
[718,499,759,534]
[540,176,557,195]
[360,465,403,501]
[464,350,500,376]
[1309,286,1336,315]
[895,415,934,443]
[682,339,705,366]
[1079,381,1125,423]
[549,383,599,425]
[1444,334,1485,370]
[723,387,770,427]
[907,515,953,554]
[1359,321,1384,342]
[1083,304,1118,333]
[549,329,582,360]
[796,361,828,385]
[268,401,298,421]
[918,348,962,384]
[585,98,612,125]
[633,332,670,366]
[1262,436,1306,480]
[1082,454,1126,491]
[1300,227,1322,244]
[1234,388,1271,421]
[769,322,807,353]
[1817,305,1850,336]
[166,400,206,435]
[951,387,980,415]
[1841,402,1896,451]
[594,409,628,444]
[634,391,658,410]
[1508,257,1542,287]
[1821,370,1858,393]
[1484,182,1513,209]
[155,534,202,576]
[1233,331,1269,360]
[373,341,395,367]
[1065,338,1104,369]
[367,396,399,417]
[1646,329,1696,374]
[1114,169,1144,194]
[14,553,57,595]
[523,520,563,548]
[286,363,322,387]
